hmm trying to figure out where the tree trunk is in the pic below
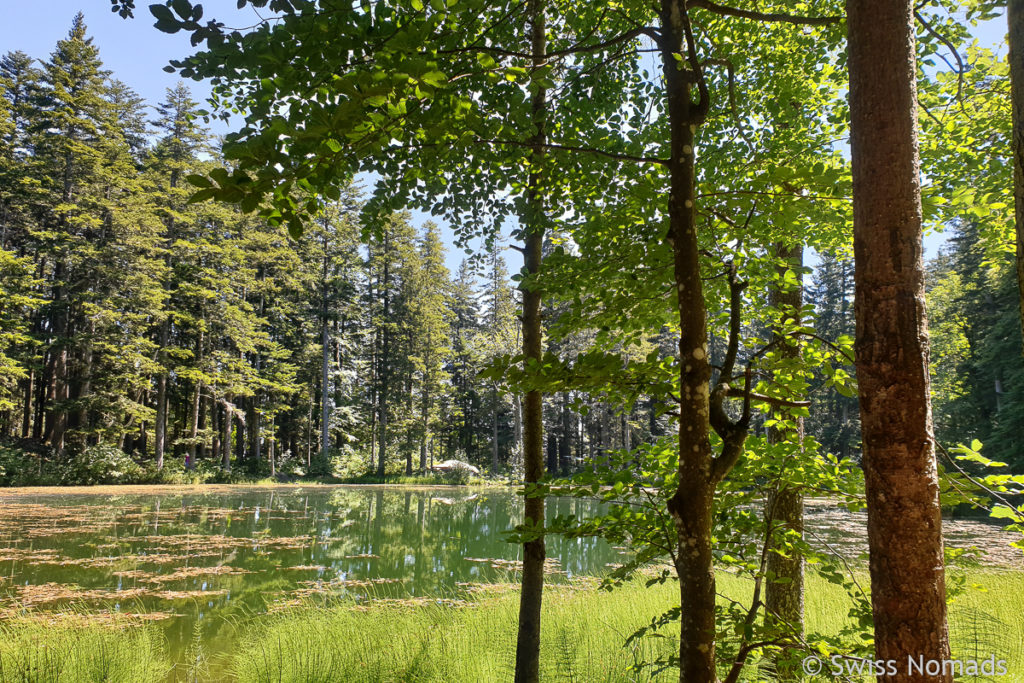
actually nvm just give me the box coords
[658,1,717,679]
[419,368,430,471]
[186,328,204,469]
[764,243,805,679]
[20,368,33,439]
[559,393,571,474]
[50,346,68,456]
[1011,0,1024,349]
[514,1,547,680]
[73,317,95,443]
[492,384,500,473]
[222,399,232,471]
[321,314,330,463]
[154,320,169,469]
[268,416,276,477]
[248,394,261,468]
[235,405,246,465]
[847,1,951,679]
[377,237,391,477]
[514,393,523,471]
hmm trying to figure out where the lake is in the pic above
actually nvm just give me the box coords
[0,485,1020,680]
[0,485,618,675]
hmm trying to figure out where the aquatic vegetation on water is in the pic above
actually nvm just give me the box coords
[0,486,1018,681]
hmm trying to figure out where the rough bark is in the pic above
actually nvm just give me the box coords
[513,1,546,680]
[847,1,951,679]
[1011,0,1024,348]
[764,243,805,679]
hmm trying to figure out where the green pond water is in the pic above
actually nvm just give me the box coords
[0,486,1020,681]
[0,486,618,676]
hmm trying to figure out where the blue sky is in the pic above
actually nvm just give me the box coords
[1,2,1010,275]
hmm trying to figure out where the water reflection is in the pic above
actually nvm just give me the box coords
[0,486,616,670]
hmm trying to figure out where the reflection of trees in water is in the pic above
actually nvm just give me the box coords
[0,488,616,667]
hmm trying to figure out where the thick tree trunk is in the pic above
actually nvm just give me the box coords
[1011,0,1024,348]
[847,1,951,679]
[514,2,547,680]
[764,243,805,680]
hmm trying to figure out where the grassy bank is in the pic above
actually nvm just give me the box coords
[227,570,1024,682]
[0,619,169,683]
[3,570,1020,682]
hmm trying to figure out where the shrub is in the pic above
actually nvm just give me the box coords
[440,464,473,485]
[0,444,53,486]
[62,444,144,485]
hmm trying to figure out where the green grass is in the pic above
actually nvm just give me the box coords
[229,581,680,683]
[228,571,1024,683]
[0,619,169,683]
[3,571,1020,682]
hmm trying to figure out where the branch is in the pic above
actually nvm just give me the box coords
[914,10,968,116]
[722,497,779,683]
[679,4,710,123]
[932,435,1024,519]
[687,0,842,26]
[718,261,747,382]
[711,365,752,482]
[702,58,753,149]
[724,387,810,408]
[475,138,668,166]
[441,27,657,61]
[710,263,749,473]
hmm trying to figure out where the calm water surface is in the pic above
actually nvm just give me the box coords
[0,486,616,676]
[2,486,1020,680]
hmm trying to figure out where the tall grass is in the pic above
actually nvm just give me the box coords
[0,570,1018,682]
[230,582,682,683]
[0,620,169,683]
[230,571,1024,683]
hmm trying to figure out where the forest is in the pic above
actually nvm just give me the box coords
[0,0,1023,682]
